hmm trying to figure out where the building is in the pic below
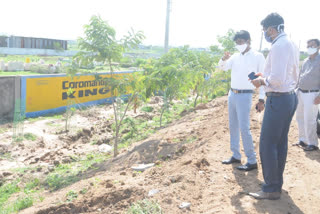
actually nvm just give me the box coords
[0,35,67,50]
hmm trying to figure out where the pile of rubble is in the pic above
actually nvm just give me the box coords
[0,59,63,73]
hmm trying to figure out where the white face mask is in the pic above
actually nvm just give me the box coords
[235,44,248,53]
[307,47,318,55]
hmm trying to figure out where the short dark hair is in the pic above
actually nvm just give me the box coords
[307,39,320,46]
[233,30,251,42]
[261,13,284,31]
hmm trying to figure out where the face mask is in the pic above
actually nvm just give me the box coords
[235,43,247,53]
[264,31,273,43]
[307,47,318,55]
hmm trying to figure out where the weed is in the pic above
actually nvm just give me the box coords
[0,128,8,134]
[79,188,88,194]
[184,136,197,144]
[23,133,37,141]
[10,166,36,174]
[39,196,45,202]
[24,179,40,194]
[127,199,162,214]
[45,153,110,191]
[0,180,20,212]
[0,153,12,160]
[141,106,154,112]
[12,195,33,211]
[66,190,78,202]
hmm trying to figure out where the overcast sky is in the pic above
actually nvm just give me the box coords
[1,0,319,51]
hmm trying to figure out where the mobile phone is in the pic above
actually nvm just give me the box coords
[248,72,258,80]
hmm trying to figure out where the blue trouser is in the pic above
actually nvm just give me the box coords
[260,93,298,192]
[228,90,257,164]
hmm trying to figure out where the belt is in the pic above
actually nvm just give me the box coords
[299,89,320,93]
[231,88,254,94]
[266,91,295,97]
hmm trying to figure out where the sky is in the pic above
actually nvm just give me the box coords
[1,0,319,51]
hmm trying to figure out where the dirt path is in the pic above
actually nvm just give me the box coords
[16,95,320,213]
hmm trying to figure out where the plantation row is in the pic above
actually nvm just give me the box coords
[63,15,233,157]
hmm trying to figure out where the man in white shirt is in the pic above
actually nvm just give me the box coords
[295,39,320,151]
[219,30,266,171]
[249,13,299,200]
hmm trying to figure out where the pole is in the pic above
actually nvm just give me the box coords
[164,0,171,53]
[259,31,263,52]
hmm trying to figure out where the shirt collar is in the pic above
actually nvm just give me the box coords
[241,48,253,56]
[272,32,286,45]
[308,53,320,61]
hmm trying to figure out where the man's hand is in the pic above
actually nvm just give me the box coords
[251,77,265,88]
[314,95,320,105]
[256,99,265,113]
[222,52,231,61]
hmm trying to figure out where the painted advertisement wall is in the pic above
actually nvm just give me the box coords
[21,71,133,117]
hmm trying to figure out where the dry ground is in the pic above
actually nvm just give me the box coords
[1,94,320,214]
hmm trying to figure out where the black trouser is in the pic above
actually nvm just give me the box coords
[260,92,298,192]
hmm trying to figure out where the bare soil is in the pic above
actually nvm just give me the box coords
[1,94,320,214]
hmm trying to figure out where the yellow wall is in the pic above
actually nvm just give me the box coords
[26,73,127,112]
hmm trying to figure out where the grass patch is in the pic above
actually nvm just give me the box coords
[118,102,191,150]
[0,153,12,160]
[24,179,40,194]
[66,190,78,202]
[141,106,154,112]
[0,71,40,76]
[0,180,21,213]
[0,180,20,207]
[45,153,110,191]
[23,133,37,141]
[1,195,34,214]
[184,136,198,144]
[0,178,43,214]
[0,127,8,134]
[27,114,63,122]
[10,166,36,174]
[79,188,88,194]
[127,199,162,214]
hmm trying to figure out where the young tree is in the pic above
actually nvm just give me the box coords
[77,15,145,157]
[143,47,191,127]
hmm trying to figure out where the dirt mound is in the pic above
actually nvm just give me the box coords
[36,187,145,214]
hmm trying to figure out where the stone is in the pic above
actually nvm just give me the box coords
[179,202,191,209]
[131,163,155,172]
[0,61,5,71]
[53,160,60,166]
[98,144,112,153]
[2,171,12,177]
[7,61,24,71]
[148,189,160,197]
[24,63,31,71]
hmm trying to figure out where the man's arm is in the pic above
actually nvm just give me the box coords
[256,54,266,112]
[218,52,233,71]
[258,54,266,100]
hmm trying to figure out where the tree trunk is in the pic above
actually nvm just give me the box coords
[194,93,199,108]
[160,107,165,128]
[134,96,138,114]
[114,126,119,157]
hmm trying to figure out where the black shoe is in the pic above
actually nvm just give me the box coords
[222,157,241,164]
[237,163,257,171]
[293,141,307,147]
[303,145,319,151]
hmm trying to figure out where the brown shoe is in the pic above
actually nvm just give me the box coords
[249,191,281,200]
